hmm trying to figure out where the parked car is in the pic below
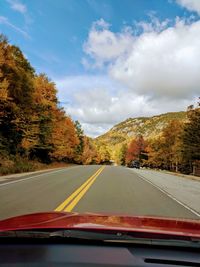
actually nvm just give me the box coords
[129,160,140,169]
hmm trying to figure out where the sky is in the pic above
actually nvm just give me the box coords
[0,0,200,137]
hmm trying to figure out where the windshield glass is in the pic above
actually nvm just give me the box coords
[0,0,200,228]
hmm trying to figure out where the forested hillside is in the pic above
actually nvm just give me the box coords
[0,35,109,174]
[97,111,186,146]
[95,107,200,175]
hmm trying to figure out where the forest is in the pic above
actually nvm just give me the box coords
[115,102,200,175]
[0,35,110,174]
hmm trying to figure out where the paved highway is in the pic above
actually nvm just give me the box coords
[0,165,199,220]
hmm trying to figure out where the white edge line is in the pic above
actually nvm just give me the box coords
[0,166,80,187]
[132,170,200,218]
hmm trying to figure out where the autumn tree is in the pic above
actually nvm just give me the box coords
[147,120,183,171]
[0,35,35,156]
[49,109,79,161]
[98,145,110,163]
[0,35,85,170]
[29,74,58,161]
[125,135,146,165]
[118,143,127,165]
[146,137,166,169]
[81,137,99,164]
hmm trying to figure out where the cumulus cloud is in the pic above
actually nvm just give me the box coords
[177,0,200,15]
[110,19,200,98]
[83,18,134,67]
[55,75,195,137]
[84,18,200,99]
[133,12,171,33]
[6,0,27,14]
[57,16,200,137]
[65,88,151,124]
[81,123,111,137]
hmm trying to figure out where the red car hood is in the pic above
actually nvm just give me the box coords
[0,212,200,239]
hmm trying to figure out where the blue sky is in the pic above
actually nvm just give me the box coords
[1,0,200,136]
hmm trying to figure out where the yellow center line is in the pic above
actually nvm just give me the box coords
[54,166,105,212]
[64,166,105,212]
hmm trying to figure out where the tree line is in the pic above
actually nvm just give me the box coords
[0,35,110,174]
[115,99,200,175]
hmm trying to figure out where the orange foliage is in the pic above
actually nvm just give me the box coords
[125,135,146,164]
[33,74,57,107]
[81,137,98,164]
[49,109,79,161]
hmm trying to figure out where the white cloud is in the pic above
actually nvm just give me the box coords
[65,88,151,125]
[84,18,200,99]
[7,0,27,14]
[83,19,134,67]
[0,16,30,38]
[133,12,171,33]
[81,123,111,137]
[55,75,195,137]
[56,16,200,137]
[177,0,200,15]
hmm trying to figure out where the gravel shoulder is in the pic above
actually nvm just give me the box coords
[132,168,200,216]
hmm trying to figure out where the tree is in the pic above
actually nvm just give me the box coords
[161,120,183,170]
[147,120,183,170]
[81,137,98,164]
[118,143,127,165]
[0,35,35,156]
[0,36,83,166]
[98,145,110,163]
[49,109,79,161]
[30,74,58,161]
[181,99,200,173]
[74,120,84,163]
[125,135,146,165]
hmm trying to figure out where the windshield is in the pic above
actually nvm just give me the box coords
[0,0,200,231]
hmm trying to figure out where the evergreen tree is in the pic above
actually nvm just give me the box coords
[181,99,200,172]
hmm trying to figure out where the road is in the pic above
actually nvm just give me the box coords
[0,165,199,221]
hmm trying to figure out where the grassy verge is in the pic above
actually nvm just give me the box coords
[0,157,75,176]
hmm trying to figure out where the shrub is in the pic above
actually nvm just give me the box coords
[0,157,35,175]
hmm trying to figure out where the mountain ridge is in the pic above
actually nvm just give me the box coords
[95,111,187,152]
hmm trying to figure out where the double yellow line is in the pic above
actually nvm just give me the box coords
[55,166,105,212]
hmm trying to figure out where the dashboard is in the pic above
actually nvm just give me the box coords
[0,239,200,266]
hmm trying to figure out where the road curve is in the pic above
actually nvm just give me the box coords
[0,165,198,220]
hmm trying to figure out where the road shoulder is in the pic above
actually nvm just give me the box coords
[131,168,200,217]
[0,165,78,186]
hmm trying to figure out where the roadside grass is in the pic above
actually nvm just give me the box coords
[0,158,35,175]
[0,157,75,176]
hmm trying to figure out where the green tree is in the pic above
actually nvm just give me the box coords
[74,120,84,163]
[181,99,200,173]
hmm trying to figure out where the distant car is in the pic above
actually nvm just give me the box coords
[129,160,140,169]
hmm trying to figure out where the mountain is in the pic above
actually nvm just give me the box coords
[95,111,186,153]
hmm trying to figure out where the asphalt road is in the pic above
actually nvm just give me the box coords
[0,165,199,220]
